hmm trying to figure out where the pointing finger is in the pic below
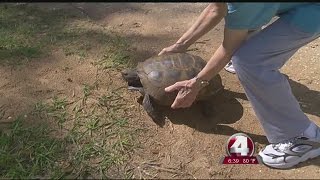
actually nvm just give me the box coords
[171,94,183,109]
[165,81,186,92]
[171,88,188,108]
[158,49,166,56]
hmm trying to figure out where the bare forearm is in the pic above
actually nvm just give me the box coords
[176,3,227,47]
[197,45,232,81]
[197,28,249,81]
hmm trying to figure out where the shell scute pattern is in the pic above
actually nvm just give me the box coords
[137,53,218,105]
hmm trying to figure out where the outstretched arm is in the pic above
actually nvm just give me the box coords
[159,3,228,55]
[165,28,249,109]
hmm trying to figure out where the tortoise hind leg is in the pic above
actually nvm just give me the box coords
[142,94,165,127]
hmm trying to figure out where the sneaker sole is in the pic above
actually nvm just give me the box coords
[224,68,236,74]
[258,147,320,169]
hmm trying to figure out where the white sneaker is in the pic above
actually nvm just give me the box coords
[224,62,236,74]
[258,123,320,169]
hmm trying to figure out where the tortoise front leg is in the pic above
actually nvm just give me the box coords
[142,94,165,127]
[136,87,145,104]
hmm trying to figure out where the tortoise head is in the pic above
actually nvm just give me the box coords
[121,69,143,90]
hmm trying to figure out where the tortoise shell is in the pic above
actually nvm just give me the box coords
[137,53,223,106]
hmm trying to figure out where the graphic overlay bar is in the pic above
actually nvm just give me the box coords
[221,156,259,164]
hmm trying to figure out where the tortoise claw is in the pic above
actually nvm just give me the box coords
[137,96,144,104]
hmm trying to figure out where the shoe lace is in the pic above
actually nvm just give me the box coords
[271,124,320,153]
[273,138,296,152]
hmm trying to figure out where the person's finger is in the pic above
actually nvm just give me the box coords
[173,88,198,109]
[171,95,183,109]
[158,49,165,56]
[170,89,186,108]
[172,96,193,109]
[181,99,194,108]
[158,48,168,56]
[171,87,191,108]
[164,81,186,92]
[178,95,194,108]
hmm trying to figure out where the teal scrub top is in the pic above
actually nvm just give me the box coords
[225,3,320,35]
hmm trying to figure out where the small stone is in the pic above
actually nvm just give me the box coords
[132,22,142,27]
[151,148,160,154]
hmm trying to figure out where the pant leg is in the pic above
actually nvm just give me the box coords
[232,18,320,143]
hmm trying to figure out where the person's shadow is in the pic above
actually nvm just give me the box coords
[156,76,320,168]
[287,76,320,118]
[145,75,320,148]
[157,88,269,145]
[161,89,244,131]
[287,77,320,168]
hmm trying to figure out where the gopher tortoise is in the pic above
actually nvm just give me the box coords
[121,53,223,124]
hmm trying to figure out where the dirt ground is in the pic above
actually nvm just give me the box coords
[1,3,320,179]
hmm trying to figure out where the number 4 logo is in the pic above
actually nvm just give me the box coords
[230,136,249,156]
[227,133,255,157]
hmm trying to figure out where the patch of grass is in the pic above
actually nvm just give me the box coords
[18,86,140,179]
[63,40,92,61]
[0,116,65,179]
[0,4,80,66]
[0,4,135,69]
[0,4,141,179]
[34,97,69,129]
[98,35,133,69]
[82,83,95,99]
[58,29,133,68]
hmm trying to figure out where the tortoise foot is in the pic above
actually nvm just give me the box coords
[148,110,165,127]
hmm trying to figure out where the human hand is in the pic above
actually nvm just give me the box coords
[164,78,201,109]
[158,42,188,56]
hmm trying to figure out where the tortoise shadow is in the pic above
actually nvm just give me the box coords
[161,89,244,130]
[149,87,268,144]
[157,89,269,145]
[133,72,268,144]
[158,76,320,146]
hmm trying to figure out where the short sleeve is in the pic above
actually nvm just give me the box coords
[225,3,279,30]
[279,3,320,34]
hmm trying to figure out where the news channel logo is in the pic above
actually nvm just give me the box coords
[220,133,261,165]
